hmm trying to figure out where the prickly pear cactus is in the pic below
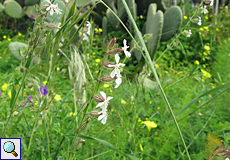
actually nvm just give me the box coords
[146,10,163,60]
[25,0,40,6]
[160,6,182,41]
[0,3,4,13]
[146,3,157,34]
[136,0,167,15]
[9,42,28,61]
[106,8,120,30]
[127,0,137,34]
[132,31,143,61]
[76,0,97,7]
[102,16,108,38]
[4,0,24,18]
[25,6,37,19]
[117,0,126,22]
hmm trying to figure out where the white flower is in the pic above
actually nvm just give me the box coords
[198,16,202,26]
[201,5,208,14]
[108,54,125,78]
[98,110,108,125]
[114,76,122,88]
[45,0,62,15]
[210,0,214,6]
[95,91,113,110]
[86,21,91,35]
[95,91,113,125]
[122,39,131,58]
[65,0,69,3]
[184,29,192,37]
[83,33,88,40]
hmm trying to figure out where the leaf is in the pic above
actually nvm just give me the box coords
[176,82,230,118]
[77,135,139,160]
[10,87,16,109]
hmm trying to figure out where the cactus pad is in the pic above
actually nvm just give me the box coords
[25,0,40,6]
[25,6,37,19]
[146,10,163,60]
[9,42,28,61]
[160,6,182,41]
[0,3,5,13]
[4,0,24,18]
[102,16,108,38]
[106,8,120,30]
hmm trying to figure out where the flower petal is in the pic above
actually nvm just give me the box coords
[115,54,120,64]
[100,91,106,99]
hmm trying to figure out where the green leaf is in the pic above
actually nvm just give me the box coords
[25,55,32,69]
[77,135,139,160]
[10,87,16,109]
[0,2,5,13]
[8,42,28,61]
[177,82,230,118]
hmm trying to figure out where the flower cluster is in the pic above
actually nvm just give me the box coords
[45,0,62,16]
[83,21,91,40]
[91,38,131,125]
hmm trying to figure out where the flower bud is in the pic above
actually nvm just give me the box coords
[103,62,115,68]
[108,48,123,55]
[90,110,101,118]
[41,5,49,11]
[12,111,19,117]
[20,100,28,107]
[27,83,34,88]
[93,95,104,102]
[79,118,91,131]
[74,139,85,150]
[203,0,212,5]
[107,37,117,49]
[101,75,116,82]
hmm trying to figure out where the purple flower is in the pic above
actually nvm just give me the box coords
[38,84,48,96]
[28,95,32,103]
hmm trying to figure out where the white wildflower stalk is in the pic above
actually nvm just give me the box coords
[108,54,125,78]
[122,39,131,58]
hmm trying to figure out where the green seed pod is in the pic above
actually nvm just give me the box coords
[101,75,116,82]
[79,118,91,131]
[108,48,123,55]
[27,83,34,88]
[103,62,115,68]
[74,139,85,150]
[107,37,117,50]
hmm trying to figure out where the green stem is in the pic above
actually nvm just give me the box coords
[120,0,191,159]
[44,117,50,159]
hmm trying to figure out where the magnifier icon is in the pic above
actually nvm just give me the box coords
[3,141,18,157]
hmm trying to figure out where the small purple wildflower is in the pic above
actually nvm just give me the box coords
[38,84,48,96]
[28,95,32,103]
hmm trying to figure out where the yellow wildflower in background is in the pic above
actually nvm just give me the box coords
[57,67,60,71]
[69,112,76,116]
[43,81,47,84]
[95,59,101,63]
[7,38,11,41]
[203,52,208,56]
[8,90,11,98]
[155,64,159,68]
[195,60,200,65]
[216,28,219,32]
[54,95,61,101]
[98,28,102,32]
[205,16,208,19]
[35,101,38,105]
[141,120,157,132]
[204,26,209,31]
[18,32,22,36]
[199,28,204,31]
[3,35,6,39]
[183,15,188,19]
[2,83,9,91]
[201,69,211,78]
[121,99,127,104]
[140,15,143,19]
[204,45,210,51]
[103,84,110,88]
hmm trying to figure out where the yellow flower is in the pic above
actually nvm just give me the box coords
[8,90,11,98]
[94,28,98,32]
[155,64,159,68]
[140,15,143,19]
[141,121,157,132]
[203,52,208,56]
[204,26,209,31]
[87,53,89,56]
[121,99,127,104]
[2,83,9,91]
[195,60,200,65]
[225,6,228,9]
[139,144,143,151]
[145,118,148,120]
[216,28,219,32]
[7,38,11,41]
[103,84,110,88]
[43,81,47,84]
[205,16,208,19]
[69,112,76,116]
[54,94,61,101]
[199,28,204,31]
[201,69,211,78]
[95,59,101,63]
[18,32,22,36]
[98,28,102,32]
[138,119,142,122]
[57,67,60,71]
[149,101,152,104]
[228,54,230,56]
[3,35,6,39]
[93,52,95,55]
[183,15,188,19]
[204,45,210,51]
